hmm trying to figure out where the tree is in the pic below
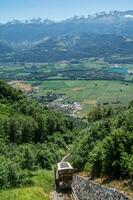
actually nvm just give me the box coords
[101,129,133,177]
[36,149,51,170]
[7,162,21,187]
[21,145,35,170]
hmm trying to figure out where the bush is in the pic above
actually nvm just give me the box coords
[85,142,103,177]
[21,145,36,170]
[101,129,133,177]
[120,152,133,178]
[7,162,22,187]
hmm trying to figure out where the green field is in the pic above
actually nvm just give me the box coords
[33,80,133,116]
[0,59,132,81]
[0,170,54,200]
[0,59,133,116]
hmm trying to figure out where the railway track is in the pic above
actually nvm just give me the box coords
[55,188,78,200]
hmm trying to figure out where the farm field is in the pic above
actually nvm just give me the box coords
[0,59,133,116]
[31,80,133,116]
[0,59,132,82]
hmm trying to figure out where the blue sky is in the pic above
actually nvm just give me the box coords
[0,0,133,22]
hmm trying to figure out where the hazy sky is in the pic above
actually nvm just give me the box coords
[0,0,133,22]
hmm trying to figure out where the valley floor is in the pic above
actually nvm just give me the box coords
[31,80,133,116]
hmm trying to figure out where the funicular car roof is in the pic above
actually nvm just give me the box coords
[57,162,73,170]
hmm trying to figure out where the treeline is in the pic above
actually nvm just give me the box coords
[0,80,75,189]
[72,104,133,179]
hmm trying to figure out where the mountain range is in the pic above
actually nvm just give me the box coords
[0,10,133,44]
[0,10,133,63]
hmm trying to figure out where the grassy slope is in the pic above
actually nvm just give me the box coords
[0,187,49,200]
[0,170,54,200]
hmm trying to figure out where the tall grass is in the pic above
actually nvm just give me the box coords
[0,170,54,200]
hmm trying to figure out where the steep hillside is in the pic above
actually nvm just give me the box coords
[0,42,12,55]
[72,104,133,180]
[0,80,75,189]
[5,34,133,63]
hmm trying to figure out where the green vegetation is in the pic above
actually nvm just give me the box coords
[0,59,132,81]
[0,14,133,199]
[0,59,133,116]
[32,170,54,193]
[0,170,53,200]
[0,71,133,199]
[0,80,75,191]
[0,187,49,200]
[34,80,133,116]
[72,103,133,180]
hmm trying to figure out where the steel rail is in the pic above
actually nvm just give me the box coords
[55,188,78,200]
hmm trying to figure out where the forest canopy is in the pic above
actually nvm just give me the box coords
[72,104,133,179]
[0,80,75,189]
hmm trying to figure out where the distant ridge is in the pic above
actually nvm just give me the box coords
[1,10,133,63]
[1,10,133,25]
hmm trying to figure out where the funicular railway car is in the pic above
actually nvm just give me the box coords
[55,162,74,190]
